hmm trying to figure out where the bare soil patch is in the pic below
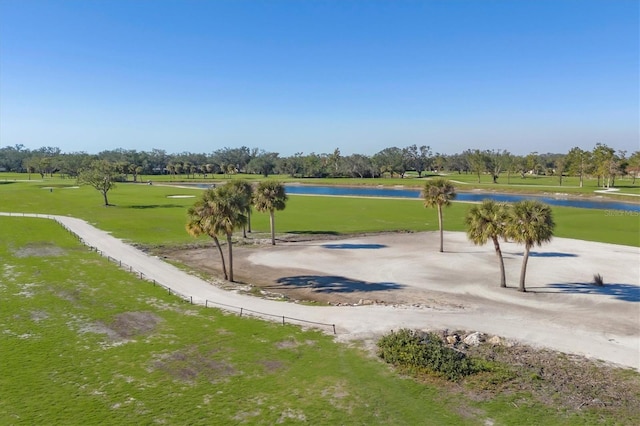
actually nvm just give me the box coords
[15,242,65,258]
[151,346,237,383]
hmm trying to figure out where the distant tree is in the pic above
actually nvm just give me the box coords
[627,151,640,184]
[592,143,617,188]
[373,147,407,178]
[253,181,288,245]
[505,200,555,292]
[465,200,510,287]
[344,154,376,178]
[555,157,566,186]
[404,144,431,177]
[77,160,119,206]
[525,152,540,177]
[565,147,590,187]
[22,157,39,180]
[464,149,488,183]
[327,148,343,177]
[422,178,456,253]
[247,152,279,177]
[486,149,511,184]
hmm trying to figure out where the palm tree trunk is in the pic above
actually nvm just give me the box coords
[226,233,234,282]
[437,204,444,253]
[247,209,252,233]
[212,236,228,280]
[269,209,276,245]
[519,245,530,292]
[492,236,507,288]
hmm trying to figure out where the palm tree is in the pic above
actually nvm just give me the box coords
[505,200,555,292]
[213,184,248,282]
[422,178,456,252]
[186,185,247,282]
[465,200,510,287]
[228,179,254,237]
[253,181,288,245]
[186,189,228,280]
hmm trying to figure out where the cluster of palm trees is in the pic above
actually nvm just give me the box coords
[189,177,555,291]
[423,178,555,292]
[186,180,288,282]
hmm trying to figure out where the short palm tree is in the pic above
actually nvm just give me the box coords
[505,200,555,292]
[186,185,247,282]
[423,178,456,252]
[465,200,510,287]
[253,181,288,245]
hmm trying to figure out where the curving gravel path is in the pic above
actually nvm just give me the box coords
[2,212,639,370]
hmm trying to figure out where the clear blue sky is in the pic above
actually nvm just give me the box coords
[1,0,638,156]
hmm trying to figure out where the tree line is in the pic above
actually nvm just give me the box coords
[1,143,638,186]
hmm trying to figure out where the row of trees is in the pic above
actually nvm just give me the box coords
[423,179,555,292]
[2,143,638,187]
[186,181,288,282]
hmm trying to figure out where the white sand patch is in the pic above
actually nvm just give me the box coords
[167,195,196,198]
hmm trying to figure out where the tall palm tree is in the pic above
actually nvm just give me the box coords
[465,200,510,287]
[186,189,228,280]
[505,200,555,292]
[422,178,456,252]
[213,184,248,282]
[185,185,247,282]
[228,179,254,237]
[253,181,288,245]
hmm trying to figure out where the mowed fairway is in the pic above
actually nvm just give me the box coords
[0,178,638,247]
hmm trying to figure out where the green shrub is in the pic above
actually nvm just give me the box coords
[377,329,478,381]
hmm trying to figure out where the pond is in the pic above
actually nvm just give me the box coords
[284,184,640,212]
[171,182,640,212]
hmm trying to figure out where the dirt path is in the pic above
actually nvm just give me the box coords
[3,212,639,370]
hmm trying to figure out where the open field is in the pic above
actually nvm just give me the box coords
[3,216,640,424]
[2,177,640,424]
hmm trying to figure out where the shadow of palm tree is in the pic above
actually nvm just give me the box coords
[529,282,639,302]
[322,243,387,250]
[270,275,404,293]
[516,252,578,258]
[126,204,186,209]
[288,231,341,236]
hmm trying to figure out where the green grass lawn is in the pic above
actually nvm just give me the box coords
[1,176,639,424]
[1,177,638,247]
[3,216,634,425]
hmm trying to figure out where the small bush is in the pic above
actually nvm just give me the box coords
[377,329,479,381]
[593,273,604,286]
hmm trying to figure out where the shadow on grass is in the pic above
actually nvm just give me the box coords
[270,275,404,293]
[322,243,387,250]
[529,282,639,302]
[126,204,186,209]
[287,231,341,236]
